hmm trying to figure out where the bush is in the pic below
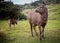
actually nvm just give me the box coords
[19,13,27,20]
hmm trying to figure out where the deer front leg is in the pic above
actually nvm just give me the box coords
[39,25,44,40]
[40,26,44,40]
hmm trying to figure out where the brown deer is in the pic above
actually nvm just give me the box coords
[8,18,18,29]
[27,4,48,40]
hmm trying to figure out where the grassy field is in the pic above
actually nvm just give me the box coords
[0,4,60,43]
[0,20,60,43]
[48,4,60,20]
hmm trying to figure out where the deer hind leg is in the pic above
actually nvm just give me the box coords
[9,24,11,29]
[30,23,34,37]
[33,25,38,37]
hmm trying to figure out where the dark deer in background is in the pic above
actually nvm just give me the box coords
[8,18,18,29]
[27,4,48,40]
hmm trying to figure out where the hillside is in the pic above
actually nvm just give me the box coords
[22,4,60,20]
[48,4,60,20]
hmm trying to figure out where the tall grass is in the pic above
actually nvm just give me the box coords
[0,20,60,43]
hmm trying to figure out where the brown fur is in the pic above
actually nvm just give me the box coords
[8,18,17,29]
[27,5,48,40]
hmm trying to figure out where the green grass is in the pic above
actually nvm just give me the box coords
[0,20,60,43]
[47,4,60,20]
[0,4,60,43]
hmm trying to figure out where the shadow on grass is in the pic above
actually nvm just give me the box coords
[0,30,16,43]
[40,28,60,43]
[40,37,60,43]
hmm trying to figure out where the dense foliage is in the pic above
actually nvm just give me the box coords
[0,1,27,20]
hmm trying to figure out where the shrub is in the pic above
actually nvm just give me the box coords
[19,13,27,20]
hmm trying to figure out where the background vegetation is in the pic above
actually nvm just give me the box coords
[0,0,60,20]
[0,0,60,43]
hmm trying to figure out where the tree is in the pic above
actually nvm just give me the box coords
[0,1,20,20]
[0,0,4,1]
